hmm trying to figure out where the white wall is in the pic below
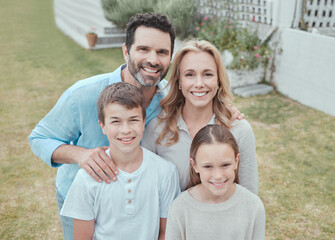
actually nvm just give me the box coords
[274,29,335,117]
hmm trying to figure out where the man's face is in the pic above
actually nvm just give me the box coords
[124,26,171,87]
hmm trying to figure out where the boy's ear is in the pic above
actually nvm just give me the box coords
[122,43,129,62]
[190,158,199,173]
[235,153,240,170]
[98,120,106,135]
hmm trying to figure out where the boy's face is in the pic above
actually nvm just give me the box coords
[99,103,145,154]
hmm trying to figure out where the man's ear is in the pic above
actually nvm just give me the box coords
[122,43,129,62]
[190,158,199,173]
[98,120,106,135]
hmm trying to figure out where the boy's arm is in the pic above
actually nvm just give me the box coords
[158,218,167,240]
[74,219,95,240]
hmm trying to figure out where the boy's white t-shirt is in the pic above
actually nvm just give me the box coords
[60,147,180,240]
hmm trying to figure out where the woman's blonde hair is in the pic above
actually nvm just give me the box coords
[157,39,234,145]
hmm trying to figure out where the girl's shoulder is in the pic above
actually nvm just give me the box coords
[236,184,264,207]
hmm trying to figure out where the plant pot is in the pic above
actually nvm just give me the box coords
[85,33,97,48]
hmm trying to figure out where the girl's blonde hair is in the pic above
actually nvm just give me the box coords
[187,124,240,189]
[157,39,234,145]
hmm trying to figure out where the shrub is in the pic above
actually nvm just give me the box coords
[195,16,271,70]
[101,0,198,39]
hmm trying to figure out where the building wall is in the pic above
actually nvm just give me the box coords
[274,28,335,117]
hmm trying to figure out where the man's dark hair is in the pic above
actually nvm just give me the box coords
[97,82,146,125]
[125,12,175,57]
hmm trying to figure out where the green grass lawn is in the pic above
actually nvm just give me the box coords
[1,0,334,239]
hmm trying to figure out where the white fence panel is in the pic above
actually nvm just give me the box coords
[274,29,335,116]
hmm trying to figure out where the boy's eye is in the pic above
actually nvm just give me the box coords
[130,119,139,122]
[111,120,120,124]
[222,163,231,167]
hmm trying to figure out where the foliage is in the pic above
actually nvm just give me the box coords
[195,16,272,70]
[155,0,199,39]
[101,0,199,40]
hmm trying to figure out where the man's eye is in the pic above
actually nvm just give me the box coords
[158,50,168,55]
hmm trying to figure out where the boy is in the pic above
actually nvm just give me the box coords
[60,82,180,239]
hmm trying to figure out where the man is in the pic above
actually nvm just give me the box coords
[29,13,175,239]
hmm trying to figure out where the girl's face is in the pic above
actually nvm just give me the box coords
[191,142,239,203]
[179,51,218,111]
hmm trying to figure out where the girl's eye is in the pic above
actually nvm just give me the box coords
[203,165,212,169]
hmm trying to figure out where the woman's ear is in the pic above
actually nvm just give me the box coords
[190,158,199,173]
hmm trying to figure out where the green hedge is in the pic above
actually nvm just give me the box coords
[101,0,199,39]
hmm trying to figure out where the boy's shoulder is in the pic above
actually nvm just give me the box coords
[142,147,178,174]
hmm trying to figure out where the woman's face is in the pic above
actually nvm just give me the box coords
[179,51,218,111]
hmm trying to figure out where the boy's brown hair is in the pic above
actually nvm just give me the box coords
[97,82,146,124]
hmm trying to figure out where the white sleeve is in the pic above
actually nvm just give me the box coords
[231,119,259,194]
[60,170,96,220]
[252,200,266,240]
[159,165,181,218]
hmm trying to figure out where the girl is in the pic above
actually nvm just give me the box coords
[142,39,258,194]
[165,125,265,240]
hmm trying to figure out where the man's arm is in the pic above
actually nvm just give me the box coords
[158,218,167,240]
[231,105,245,120]
[52,144,118,183]
[28,86,118,183]
[74,219,95,240]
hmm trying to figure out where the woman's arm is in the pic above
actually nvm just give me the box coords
[74,219,95,240]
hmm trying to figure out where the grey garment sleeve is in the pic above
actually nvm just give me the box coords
[231,119,259,194]
[165,198,185,240]
[141,117,160,153]
[252,200,266,240]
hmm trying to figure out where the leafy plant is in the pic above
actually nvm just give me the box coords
[101,0,198,40]
[195,16,272,70]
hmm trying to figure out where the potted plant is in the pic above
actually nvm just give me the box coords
[86,27,98,48]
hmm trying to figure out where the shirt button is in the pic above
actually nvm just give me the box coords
[128,179,132,183]
[128,200,132,204]
[128,189,131,193]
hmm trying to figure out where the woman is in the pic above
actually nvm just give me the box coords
[142,39,258,194]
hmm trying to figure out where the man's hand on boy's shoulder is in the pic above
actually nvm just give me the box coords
[77,147,119,184]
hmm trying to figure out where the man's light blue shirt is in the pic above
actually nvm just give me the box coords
[29,65,168,199]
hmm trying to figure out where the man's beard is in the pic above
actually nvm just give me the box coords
[128,55,168,87]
